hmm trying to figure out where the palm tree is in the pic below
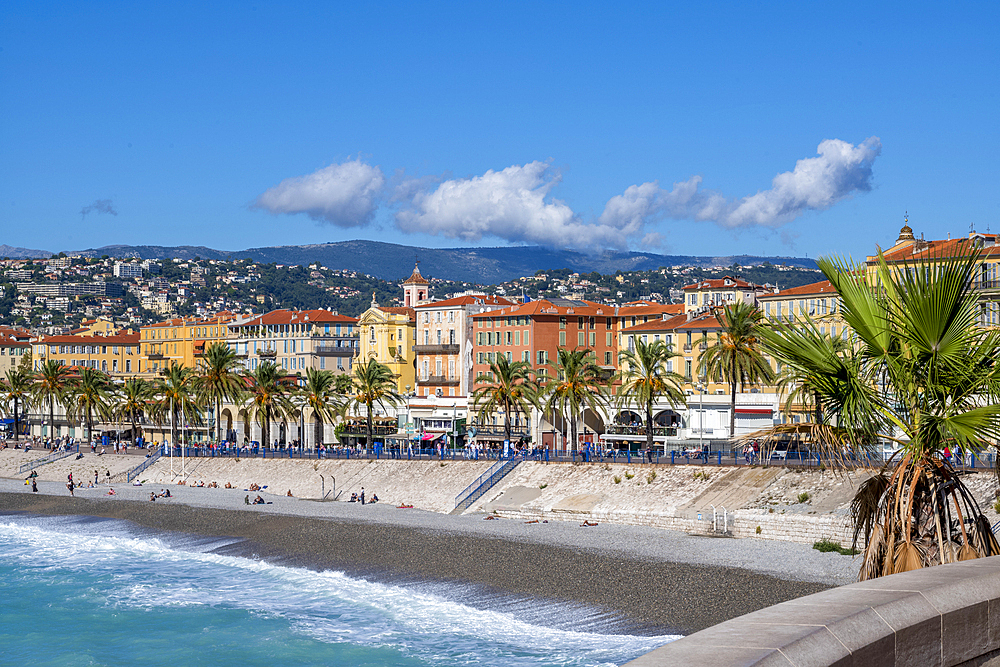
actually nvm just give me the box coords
[753,252,1000,579]
[1,368,34,444]
[244,361,294,448]
[112,377,156,445]
[542,348,607,453]
[300,367,340,448]
[156,364,201,449]
[345,358,401,450]
[66,367,113,444]
[193,342,245,444]
[616,338,686,453]
[697,301,774,439]
[471,355,538,447]
[32,360,71,442]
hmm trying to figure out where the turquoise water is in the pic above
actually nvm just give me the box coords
[0,515,675,666]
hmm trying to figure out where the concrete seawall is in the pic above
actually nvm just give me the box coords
[625,555,1000,667]
[5,450,998,547]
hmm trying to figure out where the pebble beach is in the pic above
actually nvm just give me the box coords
[0,477,858,635]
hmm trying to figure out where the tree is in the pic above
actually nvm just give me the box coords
[542,348,607,452]
[244,361,294,447]
[616,338,686,452]
[471,355,538,447]
[1,368,34,443]
[300,367,340,447]
[156,364,200,448]
[755,252,1000,579]
[112,377,155,445]
[66,367,113,444]
[193,342,245,443]
[32,360,71,441]
[345,358,401,450]
[697,301,774,439]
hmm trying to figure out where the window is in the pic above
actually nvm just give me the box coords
[559,317,566,329]
[606,332,612,346]
[436,330,442,345]
[537,350,546,365]
[522,351,530,362]
[559,332,566,346]
[448,311,454,323]
[578,332,585,346]
[435,359,442,376]
[320,357,325,369]
[449,329,455,344]
[514,331,520,346]
[125,360,131,373]
[523,330,529,346]
[605,351,612,365]
[448,358,455,378]
[590,332,596,347]
[505,331,511,345]
[578,317,584,328]
[424,330,429,345]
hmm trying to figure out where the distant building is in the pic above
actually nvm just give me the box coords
[113,262,143,279]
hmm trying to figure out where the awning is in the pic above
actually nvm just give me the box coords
[420,432,445,441]
[735,408,773,415]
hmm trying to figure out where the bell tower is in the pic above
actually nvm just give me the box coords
[402,262,429,307]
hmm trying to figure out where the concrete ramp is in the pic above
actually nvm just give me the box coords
[808,471,875,514]
[551,493,606,514]
[677,467,783,518]
[481,485,542,513]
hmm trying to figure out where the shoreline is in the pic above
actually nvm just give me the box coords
[0,484,845,635]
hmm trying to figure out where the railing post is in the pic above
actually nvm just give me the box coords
[717,451,722,465]
[671,451,675,464]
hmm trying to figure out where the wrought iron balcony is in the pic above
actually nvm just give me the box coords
[419,375,460,386]
[413,344,460,355]
[315,345,356,357]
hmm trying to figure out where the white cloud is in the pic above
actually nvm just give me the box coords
[598,137,881,231]
[253,159,385,227]
[395,161,634,249]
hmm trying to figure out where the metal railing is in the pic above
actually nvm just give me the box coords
[606,425,678,437]
[454,455,521,511]
[17,445,79,474]
[126,446,164,483]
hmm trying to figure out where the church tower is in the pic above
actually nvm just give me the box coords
[402,262,429,307]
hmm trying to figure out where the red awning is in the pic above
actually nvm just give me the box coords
[420,432,445,441]
[735,408,773,415]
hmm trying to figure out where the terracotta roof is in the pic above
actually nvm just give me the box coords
[41,332,140,345]
[379,306,416,318]
[682,276,755,290]
[236,308,358,327]
[877,236,1000,263]
[620,313,690,333]
[471,298,614,319]
[414,294,515,309]
[617,302,684,317]
[0,334,29,348]
[402,263,429,285]
[674,313,722,331]
[759,280,837,299]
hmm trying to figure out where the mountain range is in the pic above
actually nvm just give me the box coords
[4,240,818,284]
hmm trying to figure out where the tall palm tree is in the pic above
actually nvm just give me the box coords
[112,377,156,445]
[300,367,340,447]
[1,368,34,444]
[754,252,1000,580]
[542,348,607,453]
[193,342,245,444]
[698,301,774,439]
[156,364,201,448]
[616,338,687,453]
[244,361,294,448]
[66,367,113,444]
[345,358,401,450]
[32,360,70,442]
[472,355,538,448]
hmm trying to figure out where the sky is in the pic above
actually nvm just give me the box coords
[1,1,998,261]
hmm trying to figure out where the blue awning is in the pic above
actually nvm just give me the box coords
[0,418,14,425]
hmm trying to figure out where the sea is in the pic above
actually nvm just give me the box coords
[0,514,676,666]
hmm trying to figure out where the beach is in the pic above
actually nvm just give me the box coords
[0,478,856,635]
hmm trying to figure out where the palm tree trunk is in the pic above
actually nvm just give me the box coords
[366,400,373,452]
[315,415,323,448]
[216,397,222,444]
[87,406,92,444]
[646,397,654,453]
[729,376,737,440]
[131,410,137,447]
[49,397,55,443]
[13,396,19,445]
[504,397,511,450]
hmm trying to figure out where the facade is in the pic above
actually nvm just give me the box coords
[757,279,846,336]
[682,276,766,313]
[357,298,416,393]
[413,294,514,398]
[226,308,359,374]
[138,312,239,375]
[0,333,31,377]
[32,331,141,376]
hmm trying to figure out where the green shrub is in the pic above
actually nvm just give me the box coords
[539,484,547,490]
[613,475,621,484]
[755,525,762,535]
[624,471,634,480]
[646,470,657,484]
[812,539,859,556]
[797,492,810,504]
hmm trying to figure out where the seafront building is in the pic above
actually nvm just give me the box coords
[225,308,358,375]
[137,312,238,375]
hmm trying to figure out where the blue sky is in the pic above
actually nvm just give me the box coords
[1,1,998,260]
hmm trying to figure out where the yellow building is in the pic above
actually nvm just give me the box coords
[357,295,416,393]
[757,279,846,337]
[138,312,237,375]
[33,330,141,376]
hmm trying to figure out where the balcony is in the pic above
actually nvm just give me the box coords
[146,352,165,360]
[420,375,460,386]
[605,425,678,437]
[258,348,277,357]
[413,344,460,355]
[315,345,356,357]
[683,344,693,352]
[470,424,530,438]
[699,343,708,351]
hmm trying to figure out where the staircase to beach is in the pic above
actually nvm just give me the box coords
[451,456,521,514]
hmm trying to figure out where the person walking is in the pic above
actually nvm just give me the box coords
[360,487,366,505]
[94,470,99,486]
[31,477,37,493]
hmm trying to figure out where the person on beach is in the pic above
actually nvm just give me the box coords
[31,478,37,493]
[360,488,365,505]
[95,470,99,485]
[149,492,156,501]
[66,481,74,496]
[244,495,250,505]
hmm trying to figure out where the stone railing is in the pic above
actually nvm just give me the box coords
[625,555,1000,667]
